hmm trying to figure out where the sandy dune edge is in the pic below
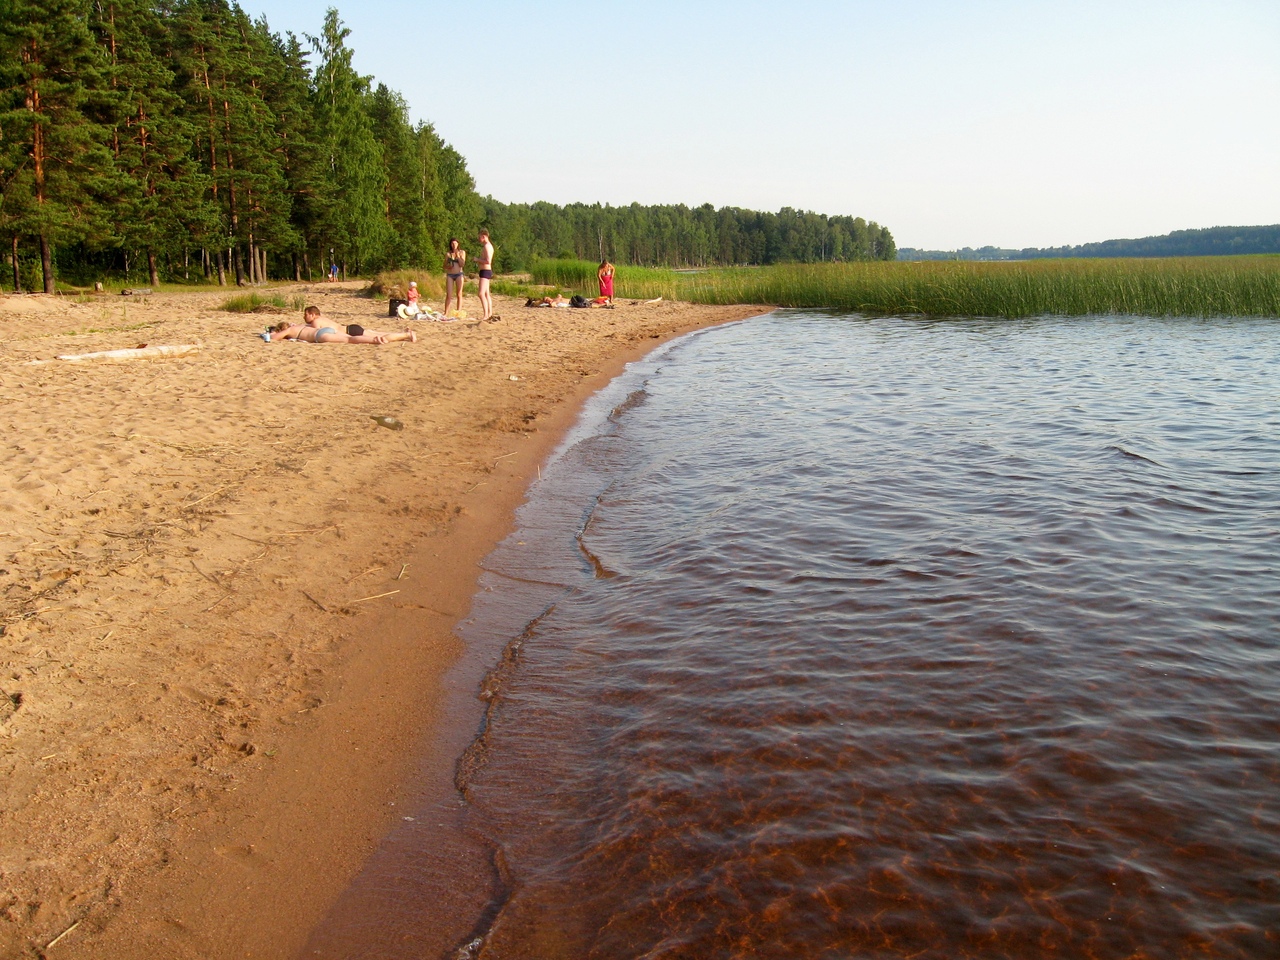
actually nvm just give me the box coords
[0,286,764,958]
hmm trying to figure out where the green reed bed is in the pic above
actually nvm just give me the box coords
[531,260,683,300]
[532,257,1280,318]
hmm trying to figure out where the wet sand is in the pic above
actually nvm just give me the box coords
[0,285,764,959]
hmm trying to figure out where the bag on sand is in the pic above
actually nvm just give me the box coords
[569,295,590,308]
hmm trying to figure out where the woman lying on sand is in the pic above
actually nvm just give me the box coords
[268,321,417,344]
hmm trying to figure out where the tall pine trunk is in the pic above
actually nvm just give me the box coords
[216,248,227,286]
[147,250,159,287]
[40,235,54,294]
[11,236,20,293]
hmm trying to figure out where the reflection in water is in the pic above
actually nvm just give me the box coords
[345,313,1280,959]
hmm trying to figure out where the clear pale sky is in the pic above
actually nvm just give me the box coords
[240,0,1279,251]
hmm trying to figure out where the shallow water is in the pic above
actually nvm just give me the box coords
[452,312,1280,959]
[309,312,1280,959]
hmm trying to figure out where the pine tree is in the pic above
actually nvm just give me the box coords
[168,0,232,283]
[368,83,426,268]
[262,30,321,279]
[434,137,480,259]
[310,8,386,275]
[0,0,116,292]
[92,0,212,286]
[415,122,450,260]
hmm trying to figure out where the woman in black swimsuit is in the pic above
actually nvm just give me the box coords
[443,238,466,317]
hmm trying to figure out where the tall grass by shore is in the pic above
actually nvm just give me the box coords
[532,257,1280,318]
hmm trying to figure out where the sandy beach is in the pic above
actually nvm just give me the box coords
[0,285,764,959]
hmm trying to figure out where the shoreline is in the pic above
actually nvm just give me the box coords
[0,286,766,958]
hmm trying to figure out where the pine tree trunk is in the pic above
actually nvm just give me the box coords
[148,251,159,288]
[260,247,268,283]
[234,246,245,286]
[293,253,301,282]
[11,236,20,293]
[40,234,55,294]
[216,248,227,286]
[303,250,311,281]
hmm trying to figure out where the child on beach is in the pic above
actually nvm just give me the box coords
[396,280,424,319]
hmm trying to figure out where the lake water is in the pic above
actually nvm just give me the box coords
[316,312,1280,959]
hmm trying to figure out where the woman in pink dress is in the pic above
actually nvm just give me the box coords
[598,260,615,303]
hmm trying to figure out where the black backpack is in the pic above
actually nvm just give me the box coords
[569,295,589,308]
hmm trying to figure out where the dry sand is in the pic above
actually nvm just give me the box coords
[0,284,765,959]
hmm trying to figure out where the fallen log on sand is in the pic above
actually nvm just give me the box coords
[52,344,201,363]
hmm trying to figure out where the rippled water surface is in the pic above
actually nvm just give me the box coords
[459,313,1280,959]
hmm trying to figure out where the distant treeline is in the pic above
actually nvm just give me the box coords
[0,0,482,292]
[899,225,1280,262]
[481,200,897,271]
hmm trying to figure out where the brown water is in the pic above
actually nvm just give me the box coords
[313,313,1280,959]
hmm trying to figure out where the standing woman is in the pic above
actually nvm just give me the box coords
[443,238,466,317]
[598,259,615,304]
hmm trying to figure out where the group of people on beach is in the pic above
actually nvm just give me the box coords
[273,231,617,342]
[439,231,616,316]
[438,229,495,321]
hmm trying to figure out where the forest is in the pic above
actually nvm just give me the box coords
[0,0,895,293]
[0,0,480,292]
[482,200,896,271]
[899,224,1280,262]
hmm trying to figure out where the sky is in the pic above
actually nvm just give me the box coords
[239,0,1279,251]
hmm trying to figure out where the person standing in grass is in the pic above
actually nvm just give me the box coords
[476,229,495,321]
[443,238,466,316]
[598,259,615,304]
